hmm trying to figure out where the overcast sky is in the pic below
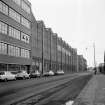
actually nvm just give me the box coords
[30,0,105,67]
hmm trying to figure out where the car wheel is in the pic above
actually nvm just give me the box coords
[14,77,16,81]
[23,76,26,79]
[4,78,7,82]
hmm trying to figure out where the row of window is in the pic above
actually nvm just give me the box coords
[9,8,21,23]
[13,0,31,14]
[57,45,71,56]
[0,1,30,29]
[0,21,30,43]
[0,42,30,58]
[21,17,30,29]
[0,64,27,71]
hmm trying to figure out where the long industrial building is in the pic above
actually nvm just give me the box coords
[0,0,87,73]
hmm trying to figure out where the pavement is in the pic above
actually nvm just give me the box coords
[73,73,105,105]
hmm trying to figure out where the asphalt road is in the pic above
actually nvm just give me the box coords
[0,73,91,105]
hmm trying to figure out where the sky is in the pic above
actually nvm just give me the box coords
[30,0,105,67]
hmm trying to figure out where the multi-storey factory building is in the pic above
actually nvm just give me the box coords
[0,0,32,73]
[0,0,87,73]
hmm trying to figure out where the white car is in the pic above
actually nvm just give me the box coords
[55,70,64,75]
[0,71,16,81]
[49,70,54,76]
[43,70,54,76]
[16,70,30,79]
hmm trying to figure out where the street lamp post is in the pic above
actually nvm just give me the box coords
[41,21,44,75]
[61,39,62,70]
[104,51,105,73]
[93,43,96,74]
[50,30,52,71]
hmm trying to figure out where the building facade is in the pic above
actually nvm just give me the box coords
[0,0,32,73]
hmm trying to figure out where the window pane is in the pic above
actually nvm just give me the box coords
[0,21,7,34]
[21,48,30,58]
[0,63,7,71]
[16,47,20,57]
[9,26,20,40]
[8,45,13,56]
[0,1,8,15]
[21,48,24,57]
[0,42,7,54]
[21,17,30,29]
[9,8,20,23]
[22,0,30,14]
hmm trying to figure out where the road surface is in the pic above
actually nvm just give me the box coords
[0,73,92,105]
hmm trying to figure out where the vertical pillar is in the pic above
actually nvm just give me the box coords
[7,64,8,71]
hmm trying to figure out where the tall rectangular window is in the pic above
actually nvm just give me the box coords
[21,48,30,58]
[9,8,20,23]
[8,45,14,56]
[21,48,25,58]
[21,17,30,29]
[9,26,20,40]
[0,42,7,54]
[0,1,8,15]
[26,50,30,58]
[8,45,20,57]
[15,47,20,57]
[0,21,7,35]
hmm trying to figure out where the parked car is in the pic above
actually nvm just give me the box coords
[0,71,16,81]
[29,70,40,78]
[55,70,64,75]
[43,72,50,77]
[43,70,54,76]
[16,70,30,79]
[48,70,54,76]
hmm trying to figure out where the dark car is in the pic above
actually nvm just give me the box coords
[29,71,41,78]
[16,70,30,79]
